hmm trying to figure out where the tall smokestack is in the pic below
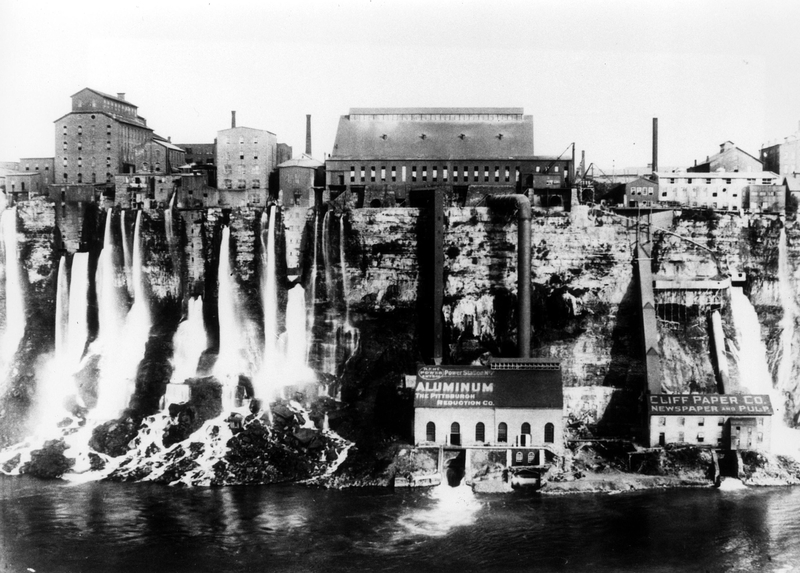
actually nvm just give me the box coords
[231,111,236,129]
[652,118,658,173]
[305,114,312,156]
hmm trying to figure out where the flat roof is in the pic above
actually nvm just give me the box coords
[350,107,524,116]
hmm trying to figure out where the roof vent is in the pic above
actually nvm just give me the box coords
[497,133,503,139]
[420,133,426,140]
[380,134,387,140]
[458,133,466,140]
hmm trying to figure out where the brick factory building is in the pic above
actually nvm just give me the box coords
[54,88,156,185]
[654,170,782,211]
[325,107,573,208]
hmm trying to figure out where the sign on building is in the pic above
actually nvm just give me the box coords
[648,394,773,416]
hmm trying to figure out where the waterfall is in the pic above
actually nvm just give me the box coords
[730,287,773,394]
[67,253,90,371]
[170,296,208,384]
[731,284,800,454]
[339,213,349,317]
[94,209,151,420]
[55,256,69,363]
[0,207,25,368]
[284,284,313,383]
[120,209,133,296]
[777,229,798,402]
[322,210,334,300]
[261,207,280,379]
[33,256,74,426]
[306,208,319,364]
[215,226,242,383]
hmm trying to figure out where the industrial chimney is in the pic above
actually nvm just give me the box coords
[305,114,312,156]
[652,118,658,173]
[231,111,236,129]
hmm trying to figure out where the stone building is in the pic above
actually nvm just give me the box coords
[4,171,47,204]
[655,170,781,211]
[688,141,763,173]
[278,154,324,208]
[54,88,154,185]
[18,158,55,185]
[760,126,800,177]
[216,113,277,202]
[325,107,573,208]
[414,360,563,454]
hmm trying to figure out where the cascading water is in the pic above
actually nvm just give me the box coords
[322,210,334,300]
[774,228,800,453]
[120,209,133,297]
[306,208,319,364]
[214,226,244,407]
[261,207,281,397]
[730,283,799,455]
[283,284,314,384]
[318,212,359,385]
[730,287,773,395]
[170,296,208,384]
[67,253,90,371]
[94,209,151,420]
[0,207,25,369]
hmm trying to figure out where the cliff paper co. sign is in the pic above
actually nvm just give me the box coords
[414,365,562,409]
[648,394,773,416]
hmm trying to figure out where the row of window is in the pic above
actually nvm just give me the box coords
[223,164,261,175]
[666,177,773,185]
[222,179,261,189]
[60,173,113,183]
[63,157,113,167]
[657,416,765,427]
[63,124,113,135]
[64,140,113,151]
[22,165,50,171]
[349,165,529,185]
[425,421,555,444]
[658,431,764,444]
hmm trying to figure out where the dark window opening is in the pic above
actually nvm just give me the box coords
[544,423,555,443]
[498,422,508,443]
[475,422,485,442]
[426,422,436,442]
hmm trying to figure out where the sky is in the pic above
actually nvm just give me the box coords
[1,0,799,173]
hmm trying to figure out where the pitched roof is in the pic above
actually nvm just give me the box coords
[330,113,533,160]
[278,154,323,169]
[350,107,524,115]
[784,176,800,191]
[72,88,137,108]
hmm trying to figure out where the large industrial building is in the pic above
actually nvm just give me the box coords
[54,89,157,185]
[325,107,573,208]
[215,112,278,204]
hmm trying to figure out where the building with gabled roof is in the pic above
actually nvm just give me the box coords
[688,141,762,173]
[54,88,155,186]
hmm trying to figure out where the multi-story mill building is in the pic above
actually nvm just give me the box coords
[54,88,156,186]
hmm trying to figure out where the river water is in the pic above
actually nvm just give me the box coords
[2,476,799,573]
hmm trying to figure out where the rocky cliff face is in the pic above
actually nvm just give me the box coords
[2,198,799,464]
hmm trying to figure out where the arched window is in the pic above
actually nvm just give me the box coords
[426,422,436,442]
[77,173,83,183]
[498,422,508,443]
[544,423,555,443]
[475,422,485,443]
[450,422,461,446]
[521,422,531,435]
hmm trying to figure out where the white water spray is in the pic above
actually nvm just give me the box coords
[283,284,313,383]
[120,209,133,296]
[261,207,280,386]
[94,210,151,419]
[0,207,25,368]
[171,296,208,383]
[67,253,90,371]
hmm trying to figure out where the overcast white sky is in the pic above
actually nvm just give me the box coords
[1,0,798,172]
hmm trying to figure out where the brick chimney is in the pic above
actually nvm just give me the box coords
[117,93,126,101]
[306,114,312,156]
[231,111,236,129]
[652,118,658,173]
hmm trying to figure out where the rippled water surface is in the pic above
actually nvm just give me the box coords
[2,476,800,572]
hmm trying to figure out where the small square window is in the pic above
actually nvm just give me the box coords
[658,417,666,426]
[698,417,705,427]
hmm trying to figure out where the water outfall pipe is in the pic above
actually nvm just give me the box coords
[487,194,531,358]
